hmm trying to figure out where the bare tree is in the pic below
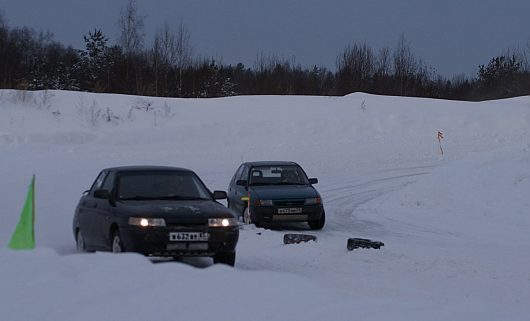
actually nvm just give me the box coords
[151,23,176,95]
[376,46,392,78]
[393,34,417,95]
[175,20,192,97]
[117,0,144,54]
[524,39,530,72]
[117,0,145,92]
[336,42,375,94]
[151,33,162,95]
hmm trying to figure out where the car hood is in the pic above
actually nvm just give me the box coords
[250,185,319,200]
[116,200,234,219]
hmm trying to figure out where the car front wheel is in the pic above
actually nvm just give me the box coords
[243,208,252,224]
[111,230,124,253]
[213,252,236,266]
[76,229,86,252]
[308,210,325,230]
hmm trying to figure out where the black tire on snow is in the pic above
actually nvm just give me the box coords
[243,208,252,225]
[213,252,236,266]
[76,229,86,252]
[308,209,325,230]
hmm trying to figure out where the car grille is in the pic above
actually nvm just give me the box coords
[165,218,207,229]
[273,199,305,206]
[272,214,308,221]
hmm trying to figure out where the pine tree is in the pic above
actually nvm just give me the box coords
[478,55,521,98]
[77,29,112,91]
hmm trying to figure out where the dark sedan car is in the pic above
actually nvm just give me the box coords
[227,161,325,230]
[73,166,239,266]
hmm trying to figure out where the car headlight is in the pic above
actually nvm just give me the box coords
[128,217,166,227]
[305,197,322,205]
[208,217,238,227]
[259,199,274,206]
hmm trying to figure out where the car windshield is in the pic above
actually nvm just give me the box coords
[117,171,212,201]
[249,165,309,186]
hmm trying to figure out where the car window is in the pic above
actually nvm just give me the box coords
[240,166,249,181]
[232,165,244,184]
[101,171,115,191]
[117,171,212,200]
[90,171,107,193]
[249,165,309,186]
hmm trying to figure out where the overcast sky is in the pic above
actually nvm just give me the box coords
[1,0,530,77]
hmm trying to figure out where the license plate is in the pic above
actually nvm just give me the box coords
[169,232,209,242]
[278,208,303,214]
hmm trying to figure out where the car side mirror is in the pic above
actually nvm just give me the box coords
[93,189,110,199]
[236,180,248,187]
[309,178,318,184]
[213,190,227,200]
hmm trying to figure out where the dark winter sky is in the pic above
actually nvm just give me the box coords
[1,0,530,77]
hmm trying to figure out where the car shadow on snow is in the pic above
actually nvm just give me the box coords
[257,222,314,231]
[65,245,216,269]
[149,256,214,268]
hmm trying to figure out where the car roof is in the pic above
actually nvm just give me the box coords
[243,161,300,167]
[102,165,194,173]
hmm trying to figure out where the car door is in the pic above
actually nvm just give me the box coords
[77,171,107,247]
[231,165,250,215]
[228,164,244,210]
[90,171,116,249]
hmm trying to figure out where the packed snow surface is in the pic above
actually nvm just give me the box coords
[1,90,529,320]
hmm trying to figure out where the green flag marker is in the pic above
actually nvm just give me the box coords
[8,175,36,250]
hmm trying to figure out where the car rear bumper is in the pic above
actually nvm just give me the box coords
[251,204,323,223]
[119,226,239,257]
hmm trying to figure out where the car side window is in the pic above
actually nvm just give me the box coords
[240,166,249,181]
[90,171,107,193]
[232,165,244,184]
[101,171,115,191]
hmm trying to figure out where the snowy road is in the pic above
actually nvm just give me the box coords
[321,163,437,232]
[1,90,529,321]
[140,162,440,272]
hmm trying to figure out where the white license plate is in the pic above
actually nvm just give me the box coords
[169,232,209,242]
[278,208,303,214]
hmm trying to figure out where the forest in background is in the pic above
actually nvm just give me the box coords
[1,1,530,101]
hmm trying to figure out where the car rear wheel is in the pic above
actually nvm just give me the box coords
[111,230,124,253]
[308,210,325,230]
[213,252,236,266]
[76,229,86,252]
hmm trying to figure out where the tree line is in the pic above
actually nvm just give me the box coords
[1,1,530,101]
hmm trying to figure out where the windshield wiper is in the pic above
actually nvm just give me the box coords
[157,195,210,201]
[249,182,274,186]
[276,182,307,185]
[120,195,158,201]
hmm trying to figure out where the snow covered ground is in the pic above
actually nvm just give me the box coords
[1,89,529,320]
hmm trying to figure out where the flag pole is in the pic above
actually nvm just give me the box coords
[437,131,444,155]
[31,175,35,245]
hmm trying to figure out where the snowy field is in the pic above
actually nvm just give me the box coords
[1,89,529,320]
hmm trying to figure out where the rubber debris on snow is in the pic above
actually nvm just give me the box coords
[347,238,384,251]
[283,234,317,244]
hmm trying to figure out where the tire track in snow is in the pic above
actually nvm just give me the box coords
[320,164,437,233]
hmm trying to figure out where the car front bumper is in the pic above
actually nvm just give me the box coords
[251,204,323,223]
[119,226,239,257]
